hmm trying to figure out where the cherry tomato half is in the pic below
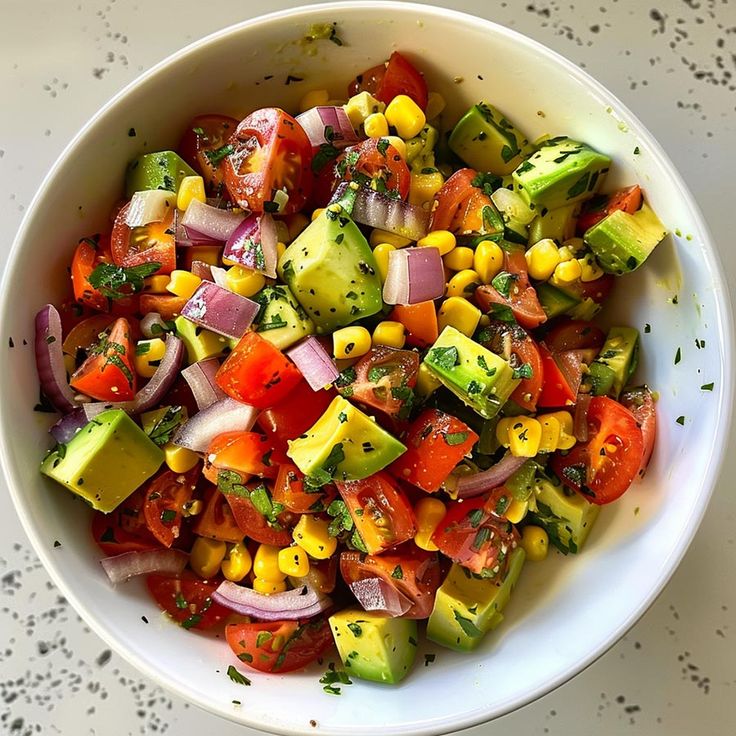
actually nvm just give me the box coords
[147,572,229,630]
[111,202,176,275]
[348,51,428,110]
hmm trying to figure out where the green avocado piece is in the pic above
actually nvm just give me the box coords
[329,608,418,684]
[405,124,439,172]
[587,326,639,399]
[125,151,197,198]
[527,476,600,554]
[40,409,163,513]
[528,202,578,244]
[566,296,602,321]
[287,396,406,483]
[449,102,532,175]
[253,285,315,351]
[583,203,667,274]
[535,282,581,319]
[513,137,611,211]
[426,548,526,652]
[277,206,383,334]
[174,315,230,364]
[423,326,520,419]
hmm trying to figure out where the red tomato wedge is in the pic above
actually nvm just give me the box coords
[111,202,176,275]
[273,463,338,514]
[550,396,644,504]
[348,51,428,110]
[147,573,228,630]
[620,386,656,478]
[71,236,110,311]
[537,343,577,408]
[388,302,439,349]
[193,486,244,544]
[206,432,286,481]
[92,488,160,556]
[143,467,200,548]
[576,185,642,235]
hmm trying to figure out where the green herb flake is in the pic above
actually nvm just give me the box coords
[160,509,176,524]
[226,665,251,686]
[491,270,516,299]
[146,405,185,447]
[428,345,459,371]
[391,565,404,580]
[453,610,483,638]
[444,431,469,446]
[512,363,533,380]
[204,144,235,167]
[135,342,151,356]
[701,382,714,391]
[676,415,685,425]
[488,303,516,324]
[477,355,496,377]
[256,631,273,648]
[424,653,436,666]
[674,347,682,365]
[347,622,362,637]
[174,592,188,610]
[88,261,161,300]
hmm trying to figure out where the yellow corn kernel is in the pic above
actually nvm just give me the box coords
[552,258,583,286]
[253,577,288,594]
[408,171,444,207]
[163,442,200,474]
[63,353,76,378]
[311,208,325,222]
[372,320,406,349]
[413,497,446,551]
[221,542,253,582]
[372,242,396,283]
[437,296,481,337]
[277,242,287,260]
[369,228,412,248]
[474,240,504,283]
[253,544,287,583]
[143,275,171,294]
[364,112,390,138]
[134,338,166,378]
[479,314,490,327]
[544,411,576,449]
[521,525,549,561]
[167,270,202,299]
[505,498,529,525]
[578,253,604,282]
[176,175,206,211]
[425,91,446,120]
[556,245,575,262]
[333,326,372,359]
[385,94,426,139]
[190,537,227,579]
[181,499,203,518]
[417,230,456,256]
[344,91,386,129]
[446,269,481,299]
[286,212,310,242]
[525,238,561,281]
[225,265,266,298]
[299,88,330,113]
[278,546,310,577]
[383,135,407,160]
[443,246,474,272]
[537,414,562,453]
[416,362,443,398]
[497,416,542,457]
[292,515,337,560]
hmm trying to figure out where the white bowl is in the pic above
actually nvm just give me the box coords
[1,3,732,734]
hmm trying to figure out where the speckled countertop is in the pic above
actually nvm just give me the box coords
[1,1,735,734]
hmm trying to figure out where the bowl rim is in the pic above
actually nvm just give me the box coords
[1,2,733,734]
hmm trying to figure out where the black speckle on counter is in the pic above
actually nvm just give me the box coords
[95,649,111,668]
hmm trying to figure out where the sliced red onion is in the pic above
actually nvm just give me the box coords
[574,392,592,442]
[125,189,175,228]
[349,577,412,617]
[140,312,167,339]
[382,247,445,305]
[456,453,528,499]
[286,337,339,391]
[181,199,245,242]
[180,282,259,340]
[182,358,225,410]
[210,265,229,289]
[347,185,430,241]
[295,106,359,149]
[223,213,278,279]
[100,549,188,585]
[190,260,213,281]
[173,396,258,452]
[212,580,331,621]
[35,304,78,414]
[49,407,88,443]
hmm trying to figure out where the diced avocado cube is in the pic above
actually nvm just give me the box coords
[427,548,526,652]
[174,315,230,364]
[287,396,406,483]
[40,409,163,513]
[330,608,418,684]
[513,137,611,211]
[566,297,601,321]
[125,151,197,198]
[535,282,581,319]
[528,476,600,554]
[528,202,578,245]
[423,326,519,419]
[588,326,639,398]
[253,285,315,351]
[584,203,667,274]
[277,206,383,334]
[449,102,532,175]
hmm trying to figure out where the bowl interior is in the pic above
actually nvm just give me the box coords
[0,3,731,735]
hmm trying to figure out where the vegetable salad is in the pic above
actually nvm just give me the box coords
[35,49,663,687]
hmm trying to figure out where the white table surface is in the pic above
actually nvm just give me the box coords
[1,1,735,734]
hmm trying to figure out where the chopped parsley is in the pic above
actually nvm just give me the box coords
[701,382,714,391]
[453,610,483,638]
[347,622,363,637]
[512,363,533,380]
[88,262,161,299]
[674,347,682,364]
[326,499,354,537]
[444,431,469,446]
[204,144,234,166]
[146,405,185,447]
[391,565,404,580]
[428,345,459,370]
[226,665,251,686]
[491,270,517,298]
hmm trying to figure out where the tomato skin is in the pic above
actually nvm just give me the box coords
[537,343,577,408]
[339,544,441,619]
[139,294,189,321]
[388,302,438,349]
[474,247,547,330]
[177,114,239,196]
[336,472,416,555]
[216,332,302,409]
[389,409,478,493]
[143,467,200,548]
[111,202,176,275]
[147,572,228,630]
[430,168,479,233]
[69,317,137,401]
[551,396,644,504]
[431,495,519,576]
[71,237,109,311]
[226,617,334,673]
[223,108,312,214]
[193,486,244,544]
[544,319,605,354]
[620,386,656,478]
[92,488,161,556]
[207,432,285,481]
[348,52,428,110]
[273,463,338,514]
[62,314,117,357]
[576,185,642,235]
